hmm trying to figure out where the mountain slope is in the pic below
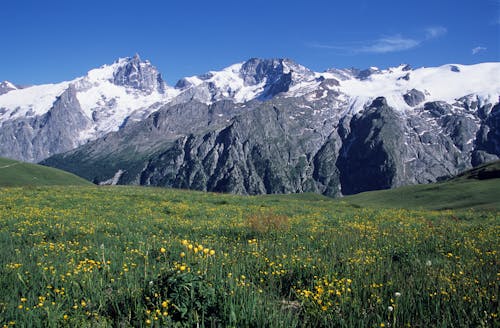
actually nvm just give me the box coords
[0,55,178,162]
[42,93,500,196]
[0,157,93,186]
[2,56,500,195]
[340,160,500,210]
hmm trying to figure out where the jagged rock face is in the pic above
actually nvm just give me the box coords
[355,67,381,80]
[239,58,316,99]
[337,97,406,195]
[172,58,317,104]
[0,55,178,163]
[473,103,500,166]
[137,101,333,194]
[403,89,425,106]
[43,95,343,194]
[0,85,91,162]
[3,57,499,195]
[240,58,314,86]
[41,92,500,196]
[112,54,166,94]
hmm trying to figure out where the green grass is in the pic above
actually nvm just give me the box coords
[340,178,500,210]
[341,161,500,211]
[0,157,92,187]
[453,160,500,180]
[0,185,498,327]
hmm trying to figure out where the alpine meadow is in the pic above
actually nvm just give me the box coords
[0,180,498,327]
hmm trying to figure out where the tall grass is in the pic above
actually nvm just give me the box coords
[0,186,497,327]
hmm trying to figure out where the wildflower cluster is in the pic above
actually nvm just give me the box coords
[295,276,353,312]
[180,239,216,257]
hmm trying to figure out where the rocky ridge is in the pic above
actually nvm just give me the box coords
[1,56,499,195]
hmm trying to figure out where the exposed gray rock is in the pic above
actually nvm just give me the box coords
[170,58,318,104]
[403,89,425,106]
[42,95,342,195]
[355,67,381,80]
[240,58,315,89]
[0,85,91,162]
[398,73,410,81]
[402,64,412,71]
[424,101,452,117]
[41,91,500,196]
[112,54,166,94]
[473,103,500,165]
[337,97,406,194]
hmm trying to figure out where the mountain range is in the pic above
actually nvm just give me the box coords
[1,55,499,196]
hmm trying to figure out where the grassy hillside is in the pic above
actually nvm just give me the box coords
[0,157,93,186]
[0,185,497,327]
[453,160,500,180]
[341,161,500,210]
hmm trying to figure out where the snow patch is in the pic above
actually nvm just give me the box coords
[99,169,125,185]
[0,82,72,120]
[339,62,500,112]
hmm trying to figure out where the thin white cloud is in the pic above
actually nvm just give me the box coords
[359,35,420,54]
[472,46,487,55]
[309,26,447,54]
[424,26,448,39]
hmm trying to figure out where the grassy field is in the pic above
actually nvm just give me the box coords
[341,178,500,211]
[0,157,92,187]
[341,161,500,211]
[0,185,498,327]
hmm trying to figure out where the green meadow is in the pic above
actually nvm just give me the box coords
[0,158,92,187]
[0,184,498,327]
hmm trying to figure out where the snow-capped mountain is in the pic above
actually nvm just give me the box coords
[333,63,500,114]
[0,55,182,162]
[0,54,178,139]
[172,59,500,115]
[0,81,18,95]
[2,55,500,195]
[173,58,318,103]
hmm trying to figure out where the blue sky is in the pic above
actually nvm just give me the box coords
[1,0,499,85]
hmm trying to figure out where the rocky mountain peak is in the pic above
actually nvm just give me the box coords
[239,58,314,85]
[0,81,17,95]
[112,54,166,94]
[369,96,388,108]
[237,58,315,99]
[355,67,382,80]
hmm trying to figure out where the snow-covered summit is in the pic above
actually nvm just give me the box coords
[0,55,181,143]
[176,59,500,112]
[77,54,174,95]
[2,57,499,125]
[0,81,18,95]
[331,62,500,114]
[173,58,317,103]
